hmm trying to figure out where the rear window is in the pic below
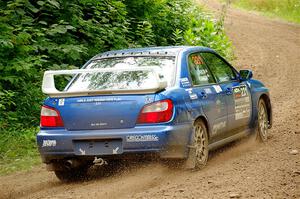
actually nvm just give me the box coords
[67,56,176,91]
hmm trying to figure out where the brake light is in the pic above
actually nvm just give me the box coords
[40,105,64,127]
[137,99,173,124]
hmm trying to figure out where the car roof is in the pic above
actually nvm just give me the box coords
[92,46,216,59]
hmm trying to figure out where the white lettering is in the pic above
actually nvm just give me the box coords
[42,140,56,147]
[126,135,159,142]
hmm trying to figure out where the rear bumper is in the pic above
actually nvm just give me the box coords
[37,124,191,163]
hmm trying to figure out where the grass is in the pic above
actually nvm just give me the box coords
[0,128,41,175]
[229,0,300,24]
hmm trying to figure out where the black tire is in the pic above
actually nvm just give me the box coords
[185,120,209,170]
[256,99,269,142]
[54,167,89,182]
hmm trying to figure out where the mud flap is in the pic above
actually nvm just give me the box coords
[184,129,196,169]
[184,145,196,169]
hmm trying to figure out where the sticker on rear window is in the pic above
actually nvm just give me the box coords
[191,55,204,65]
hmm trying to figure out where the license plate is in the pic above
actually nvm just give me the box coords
[74,139,123,156]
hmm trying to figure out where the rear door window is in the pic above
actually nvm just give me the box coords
[200,53,237,83]
[188,53,215,86]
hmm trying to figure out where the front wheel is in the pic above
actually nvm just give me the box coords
[256,99,269,142]
[185,120,209,170]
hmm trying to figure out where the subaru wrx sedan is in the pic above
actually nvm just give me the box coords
[37,46,272,181]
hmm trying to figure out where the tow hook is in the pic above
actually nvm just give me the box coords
[93,157,107,166]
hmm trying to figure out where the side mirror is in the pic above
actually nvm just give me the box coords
[239,69,253,81]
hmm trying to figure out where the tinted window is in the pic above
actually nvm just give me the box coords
[201,53,236,83]
[67,56,175,91]
[188,53,215,86]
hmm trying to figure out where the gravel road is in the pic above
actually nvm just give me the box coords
[0,1,299,198]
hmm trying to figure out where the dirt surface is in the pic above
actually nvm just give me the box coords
[1,1,299,199]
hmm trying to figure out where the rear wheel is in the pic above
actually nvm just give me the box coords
[185,120,209,170]
[256,99,269,142]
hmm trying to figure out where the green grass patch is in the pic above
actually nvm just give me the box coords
[0,128,41,175]
[230,0,300,24]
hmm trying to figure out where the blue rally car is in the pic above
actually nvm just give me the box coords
[37,46,272,181]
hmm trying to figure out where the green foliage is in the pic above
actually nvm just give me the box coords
[231,0,300,24]
[0,0,130,128]
[0,128,40,175]
[0,0,233,174]
[0,0,232,130]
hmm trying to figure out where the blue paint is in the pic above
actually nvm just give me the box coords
[37,46,272,163]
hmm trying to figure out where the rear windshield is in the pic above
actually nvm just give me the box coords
[67,56,176,91]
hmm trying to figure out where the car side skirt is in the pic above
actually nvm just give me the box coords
[208,128,251,151]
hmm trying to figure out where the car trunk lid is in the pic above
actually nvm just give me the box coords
[55,94,155,130]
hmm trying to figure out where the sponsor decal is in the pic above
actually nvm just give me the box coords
[216,99,222,114]
[189,93,198,100]
[180,77,191,88]
[126,135,159,142]
[77,97,121,103]
[185,88,198,100]
[91,122,108,127]
[42,140,56,147]
[185,88,192,93]
[145,95,153,104]
[233,85,251,120]
[58,98,65,106]
[213,85,222,93]
[204,88,212,94]
[212,121,226,135]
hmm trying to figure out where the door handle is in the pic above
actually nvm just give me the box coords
[226,87,233,95]
[199,91,208,99]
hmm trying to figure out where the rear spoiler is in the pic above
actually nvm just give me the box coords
[42,67,167,97]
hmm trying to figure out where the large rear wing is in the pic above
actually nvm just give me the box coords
[42,67,168,98]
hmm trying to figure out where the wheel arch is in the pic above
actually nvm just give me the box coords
[194,115,210,140]
[259,94,272,128]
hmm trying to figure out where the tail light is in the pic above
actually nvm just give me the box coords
[40,105,64,127]
[137,99,174,124]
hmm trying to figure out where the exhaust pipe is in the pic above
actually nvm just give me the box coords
[64,159,81,169]
[65,160,72,169]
